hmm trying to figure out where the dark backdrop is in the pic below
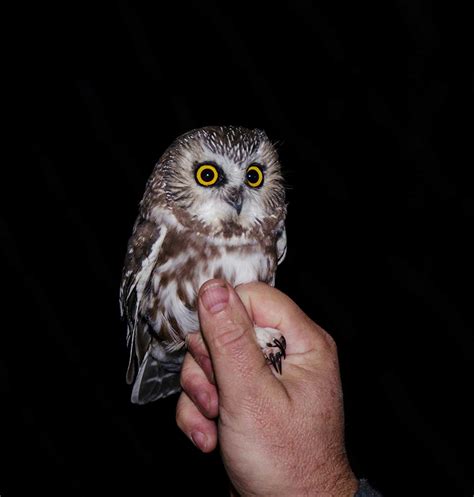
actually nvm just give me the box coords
[3,2,473,496]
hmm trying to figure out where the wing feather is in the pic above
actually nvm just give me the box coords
[119,217,167,385]
[276,225,287,265]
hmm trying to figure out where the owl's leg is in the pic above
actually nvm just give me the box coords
[254,326,287,374]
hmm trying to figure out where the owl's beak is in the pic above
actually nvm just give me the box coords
[227,188,244,215]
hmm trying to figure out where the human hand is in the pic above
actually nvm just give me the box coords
[176,280,358,497]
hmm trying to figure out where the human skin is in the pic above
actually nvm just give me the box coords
[176,280,358,497]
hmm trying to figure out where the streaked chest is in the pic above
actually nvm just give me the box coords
[143,229,276,343]
[150,231,275,307]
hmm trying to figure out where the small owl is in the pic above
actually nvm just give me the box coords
[120,126,287,404]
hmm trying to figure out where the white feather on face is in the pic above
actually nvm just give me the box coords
[120,126,287,404]
[171,143,281,229]
[154,126,286,235]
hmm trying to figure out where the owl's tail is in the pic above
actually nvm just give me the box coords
[130,345,183,404]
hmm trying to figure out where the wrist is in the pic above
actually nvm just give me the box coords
[324,464,358,497]
[290,455,358,497]
[311,455,358,497]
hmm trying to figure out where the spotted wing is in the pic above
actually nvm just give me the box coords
[120,217,166,383]
[276,224,287,265]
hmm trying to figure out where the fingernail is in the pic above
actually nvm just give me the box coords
[201,283,229,314]
[191,431,207,451]
[197,391,210,412]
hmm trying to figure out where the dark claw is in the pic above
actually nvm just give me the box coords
[269,353,275,370]
[265,335,286,374]
[276,353,282,374]
[269,351,282,374]
[273,337,286,359]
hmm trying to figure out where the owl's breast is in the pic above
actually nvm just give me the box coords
[202,242,276,288]
[145,228,276,346]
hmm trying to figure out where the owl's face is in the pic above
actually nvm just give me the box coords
[153,126,286,236]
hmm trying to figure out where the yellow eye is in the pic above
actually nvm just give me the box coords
[245,164,264,188]
[195,164,220,187]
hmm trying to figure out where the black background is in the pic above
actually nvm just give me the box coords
[2,1,473,496]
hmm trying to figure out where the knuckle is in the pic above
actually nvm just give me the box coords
[186,332,206,356]
[213,322,248,351]
[175,397,187,431]
[317,328,337,354]
[324,331,337,352]
[179,368,201,394]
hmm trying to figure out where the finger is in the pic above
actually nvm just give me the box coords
[186,331,215,384]
[176,391,217,453]
[198,279,276,398]
[180,351,218,418]
[235,281,334,356]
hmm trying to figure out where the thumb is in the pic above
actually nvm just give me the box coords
[197,279,274,399]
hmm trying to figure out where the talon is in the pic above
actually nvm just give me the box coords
[269,352,276,371]
[273,337,286,359]
[275,352,282,374]
[268,351,282,374]
[262,334,287,375]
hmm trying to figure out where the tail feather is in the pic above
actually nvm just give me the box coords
[130,347,183,404]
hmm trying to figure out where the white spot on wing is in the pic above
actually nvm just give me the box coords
[128,226,168,341]
[129,226,168,301]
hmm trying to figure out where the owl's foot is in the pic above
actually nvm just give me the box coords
[254,326,287,374]
[265,336,286,374]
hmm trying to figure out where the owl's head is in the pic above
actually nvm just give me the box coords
[146,126,286,237]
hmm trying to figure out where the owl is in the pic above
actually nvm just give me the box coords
[120,126,287,404]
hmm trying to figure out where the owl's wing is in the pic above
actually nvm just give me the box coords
[119,216,167,385]
[276,225,287,265]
